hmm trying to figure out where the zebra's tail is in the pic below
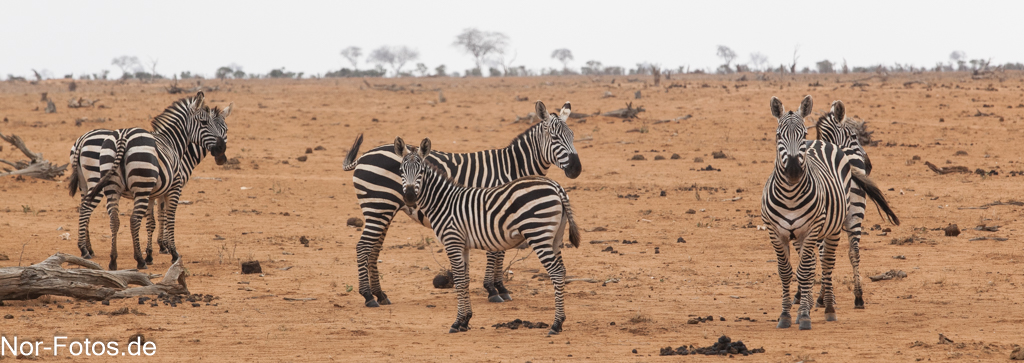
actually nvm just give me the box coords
[342,133,364,171]
[851,163,900,226]
[67,147,81,197]
[83,137,128,202]
[555,183,581,248]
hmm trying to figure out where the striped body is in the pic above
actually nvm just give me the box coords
[74,92,230,270]
[344,101,581,307]
[396,137,580,335]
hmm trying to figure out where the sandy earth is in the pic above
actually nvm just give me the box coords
[1,73,1024,362]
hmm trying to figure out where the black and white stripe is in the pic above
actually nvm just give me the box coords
[76,92,229,270]
[812,100,899,310]
[343,101,581,308]
[396,137,580,335]
[760,96,897,330]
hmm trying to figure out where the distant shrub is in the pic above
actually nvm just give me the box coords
[323,68,386,78]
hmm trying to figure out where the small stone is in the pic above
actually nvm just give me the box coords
[670,153,681,160]
[314,146,326,151]
[300,236,310,247]
[693,157,704,163]
[712,151,727,159]
[630,154,646,161]
[305,148,314,154]
[677,237,686,243]
[685,209,696,214]
[241,260,262,274]
[632,349,638,354]
[346,217,364,228]
[297,156,308,162]
[654,155,665,160]
[1010,345,1024,360]
[660,191,666,197]
[3,314,12,319]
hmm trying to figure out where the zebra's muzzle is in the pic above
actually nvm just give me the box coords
[784,156,803,184]
[212,137,227,165]
[403,187,418,208]
[562,153,582,179]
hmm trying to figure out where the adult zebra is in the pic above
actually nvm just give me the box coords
[343,101,581,308]
[761,96,897,330]
[810,100,898,310]
[76,92,229,270]
[396,137,580,335]
[68,103,233,268]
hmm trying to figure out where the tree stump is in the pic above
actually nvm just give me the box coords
[0,253,188,303]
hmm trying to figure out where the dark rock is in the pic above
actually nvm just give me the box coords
[346,217,364,228]
[305,148,314,154]
[631,154,646,161]
[654,155,665,160]
[944,224,960,237]
[241,260,262,274]
[300,236,310,247]
[433,270,454,289]
[297,155,308,162]
[712,151,727,159]
[670,153,681,160]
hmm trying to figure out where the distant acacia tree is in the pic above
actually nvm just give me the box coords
[715,46,736,73]
[551,48,574,71]
[341,46,362,70]
[415,63,428,77]
[111,56,142,79]
[434,64,447,77]
[369,46,419,76]
[452,28,508,76]
[582,60,603,75]
[949,50,967,71]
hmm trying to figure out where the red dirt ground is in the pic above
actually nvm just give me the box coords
[2,73,1024,361]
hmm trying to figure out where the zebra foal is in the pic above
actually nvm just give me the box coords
[761,95,897,330]
[343,101,581,307]
[396,137,580,335]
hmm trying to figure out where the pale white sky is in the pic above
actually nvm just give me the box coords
[2,0,1021,78]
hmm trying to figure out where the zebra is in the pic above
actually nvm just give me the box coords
[77,92,229,270]
[343,101,581,308]
[761,95,898,330]
[68,102,233,268]
[809,100,898,310]
[395,137,580,335]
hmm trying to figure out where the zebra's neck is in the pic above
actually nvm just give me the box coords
[503,124,551,177]
[417,163,469,217]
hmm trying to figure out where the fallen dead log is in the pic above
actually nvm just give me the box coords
[0,130,68,180]
[601,102,645,119]
[0,253,188,303]
[923,161,969,175]
[67,97,100,108]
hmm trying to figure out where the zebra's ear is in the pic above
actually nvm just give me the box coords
[194,91,206,109]
[770,97,784,119]
[559,102,571,119]
[220,103,233,118]
[419,138,431,156]
[394,137,406,156]
[831,100,845,122]
[535,101,548,121]
[799,95,813,118]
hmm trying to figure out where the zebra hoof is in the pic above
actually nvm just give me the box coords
[136,262,148,270]
[797,314,812,330]
[376,296,391,306]
[449,328,460,333]
[854,297,865,309]
[488,295,505,303]
[777,313,792,329]
[547,329,560,336]
[365,300,380,308]
[108,261,117,271]
[499,293,512,301]
[825,313,837,322]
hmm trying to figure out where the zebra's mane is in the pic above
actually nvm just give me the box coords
[505,115,554,147]
[150,95,202,133]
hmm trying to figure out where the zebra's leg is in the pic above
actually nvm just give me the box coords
[795,236,819,330]
[104,190,120,270]
[129,196,150,270]
[357,208,398,308]
[492,251,512,301]
[530,237,567,336]
[848,189,867,309]
[162,192,182,264]
[144,201,156,265]
[484,251,504,303]
[157,198,170,255]
[444,239,472,333]
[769,230,794,328]
[77,192,102,259]
[819,234,840,322]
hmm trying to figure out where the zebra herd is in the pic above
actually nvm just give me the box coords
[66,93,899,334]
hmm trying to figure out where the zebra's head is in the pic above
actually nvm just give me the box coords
[395,136,431,209]
[816,100,872,174]
[536,101,582,179]
[770,95,813,185]
[203,102,232,165]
